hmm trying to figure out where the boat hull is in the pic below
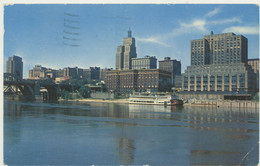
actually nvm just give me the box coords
[129,96,183,106]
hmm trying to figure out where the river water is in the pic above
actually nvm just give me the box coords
[4,99,259,165]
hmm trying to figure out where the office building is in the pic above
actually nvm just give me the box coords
[29,65,47,79]
[45,69,57,79]
[248,58,259,91]
[105,69,171,93]
[83,67,101,81]
[175,75,182,89]
[63,67,77,78]
[83,69,91,80]
[56,69,64,78]
[29,65,83,81]
[182,32,256,94]
[182,63,256,92]
[116,46,124,69]
[90,67,100,80]
[63,67,83,79]
[191,31,248,66]
[131,55,157,70]
[6,55,23,79]
[248,58,259,73]
[100,68,113,81]
[115,30,137,70]
[159,57,181,87]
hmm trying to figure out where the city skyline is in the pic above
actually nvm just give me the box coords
[4,4,259,78]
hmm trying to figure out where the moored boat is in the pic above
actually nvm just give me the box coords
[129,93,183,106]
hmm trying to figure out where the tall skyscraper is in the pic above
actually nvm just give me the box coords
[116,45,125,70]
[182,32,256,94]
[115,30,137,70]
[6,55,23,79]
[191,32,248,66]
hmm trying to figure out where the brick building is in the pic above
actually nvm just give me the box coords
[105,69,171,94]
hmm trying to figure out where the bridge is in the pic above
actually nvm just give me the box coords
[4,73,59,101]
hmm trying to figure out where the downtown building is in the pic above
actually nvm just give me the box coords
[29,65,83,82]
[248,58,259,91]
[115,30,137,70]
[99,68,113,81]
[248,58,259,73]
[106,30,171,94]
[29,65,57,80]
[131,55,157,70]
[105,69,171,94]
[159,57,181,87]
[181,32,256,98]
[83,67,101,81]
[6,55,23,79]
[55,67,83,83]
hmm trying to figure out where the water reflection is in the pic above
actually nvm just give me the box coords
[114,137,135,165]
[4,100,259,165]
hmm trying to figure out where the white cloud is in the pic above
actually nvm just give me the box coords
[223,26,259,35]
[205,8,221,18]
[180,19,207,32]
[137,19,207,47]
[136,10,252,48]
[209,17,242,25]
[136,36,171,47]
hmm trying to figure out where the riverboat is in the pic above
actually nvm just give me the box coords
[129,94,183,106]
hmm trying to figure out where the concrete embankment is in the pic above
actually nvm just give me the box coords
[188,100,259,109]
[59,98,129,104]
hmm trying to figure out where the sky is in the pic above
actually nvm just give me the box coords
[3,4,259,78]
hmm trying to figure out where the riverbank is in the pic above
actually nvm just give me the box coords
[59,98,259,109]
[59,98,129,104]
[185,100,259,109]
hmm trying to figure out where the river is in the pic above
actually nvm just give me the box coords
[4,99,259,165]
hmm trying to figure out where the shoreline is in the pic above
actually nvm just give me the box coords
[59,98,129,104]
[58,98,259,109]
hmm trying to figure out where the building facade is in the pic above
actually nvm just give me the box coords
[159,57,181,87]
[29,66,83,80]
[62,67,83,79]
[115,30,137,70]
[191,32,248,66]
[100,68,113,81]
[248,58,259,91]
[105,69,171,93]
[131,56,157,70]
[6,55,23,79]
[182,63,256,93]
[182,32,256,94]
[175,75,182,89]
[115,45,125,69]
[29,65,47,79]
[82,67,101,81]
[248,58,259,73]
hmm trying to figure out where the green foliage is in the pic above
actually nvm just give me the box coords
[60,78,88,87]
[60,89,71,100]
[78,85,91,98]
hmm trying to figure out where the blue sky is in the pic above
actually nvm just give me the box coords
[4,4,259,78]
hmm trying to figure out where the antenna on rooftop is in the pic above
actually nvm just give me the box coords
[128,28,132,38]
